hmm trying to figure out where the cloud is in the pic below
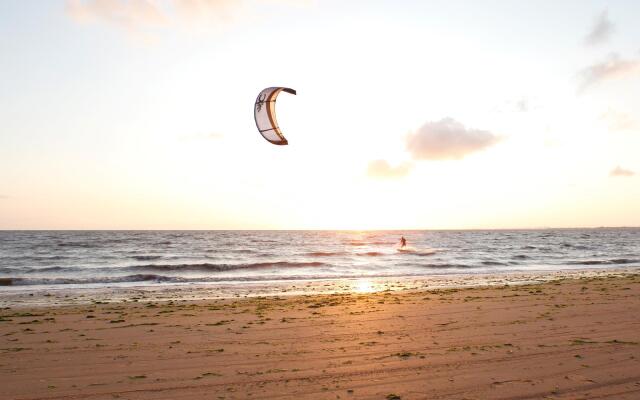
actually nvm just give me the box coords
[584,10,614,46]
[366,160,412,179]
[600,109,638,132]
[578,53,640,92]
[0,195,8,200]
[610,166,635,177]
[405,118,500,160]
[170,0,252,32]
[66,0,304,40]
[66,0,168,42]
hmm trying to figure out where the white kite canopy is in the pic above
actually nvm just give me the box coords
[254,87,296,145]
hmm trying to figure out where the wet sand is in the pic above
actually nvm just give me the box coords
[2,273,640,399]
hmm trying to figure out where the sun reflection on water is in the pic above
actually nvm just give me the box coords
[353,279,375,293]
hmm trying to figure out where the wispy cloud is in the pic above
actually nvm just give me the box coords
[366,160,412,179]
[66,0,303,40]
[610,166,635,177]
[0,195,9,200]
[584,10,614,46]
[600,109,638,132]
[169,0,251,32]
[66,0,168,43]
[405,118,500,160]
[578,53,640,92]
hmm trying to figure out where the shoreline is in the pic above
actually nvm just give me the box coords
[2,272,639,399]
[1,266,638,308]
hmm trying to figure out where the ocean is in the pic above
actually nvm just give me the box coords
[1,229,638,291]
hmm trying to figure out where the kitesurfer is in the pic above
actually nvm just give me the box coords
[399,236,407,248]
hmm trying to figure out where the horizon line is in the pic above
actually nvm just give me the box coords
[1,226,638,232]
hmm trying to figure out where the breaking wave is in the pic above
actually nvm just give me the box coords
[0,274,176,286]
[127,261,327,273]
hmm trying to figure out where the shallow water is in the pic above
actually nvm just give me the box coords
[0,229,638,289]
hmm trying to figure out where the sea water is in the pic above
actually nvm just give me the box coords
[1,229,638,290]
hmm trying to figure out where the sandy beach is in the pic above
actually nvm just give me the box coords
[2,273,640,400]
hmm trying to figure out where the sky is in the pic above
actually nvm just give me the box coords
[0,0,639,230]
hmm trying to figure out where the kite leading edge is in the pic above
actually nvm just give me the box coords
[254,87,296,145]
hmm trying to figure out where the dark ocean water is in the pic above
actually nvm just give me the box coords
[0,229,638,289]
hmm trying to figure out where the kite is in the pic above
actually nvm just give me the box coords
[254,87,296,145]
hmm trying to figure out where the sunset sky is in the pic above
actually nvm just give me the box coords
[1,0,639,230]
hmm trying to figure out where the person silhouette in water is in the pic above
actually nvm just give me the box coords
[400,236,407,248]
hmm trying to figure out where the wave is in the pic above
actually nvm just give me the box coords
[56,242,97,248]
[345,240,390,246]
[412,251,437,257]
[127,261,327,273]
[308,250,388,257]
[131,255,163,261]
[36,266,70,272]
[0,268,502,286]
[2,261,329,277]
[418,263,475,269]
[305,251,346,257]
[0,274,176,286]
[481,261,507,266]
[357,252,385,257]
[13,255,70,261]
[0,266,81,274]
[561,243,590,250]
[205,249,262,255]
[398,249,437,256]
[228,249,257,254]
[568,258,639,266]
